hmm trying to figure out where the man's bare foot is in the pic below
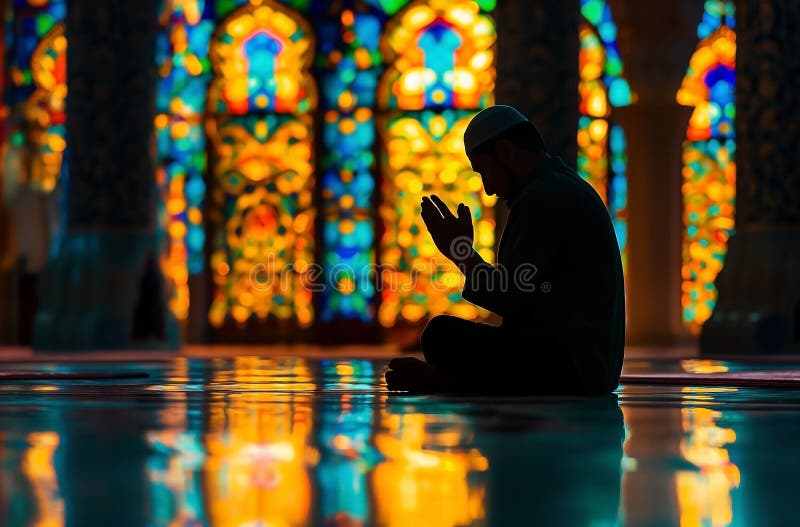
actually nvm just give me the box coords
[385,357,454,393]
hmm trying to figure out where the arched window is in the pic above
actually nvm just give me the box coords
[3,0,67,193]
[676,0,735,333]
[155,0,216,320]
[317,6,384,324]
[206,1,317,330]
[578,0,633,273]
[376,0,496,328]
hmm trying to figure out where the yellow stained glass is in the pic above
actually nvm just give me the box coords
[677,5,736,332]
[206,1,317,329]
[377,0,496,327]
[377,112,496,327]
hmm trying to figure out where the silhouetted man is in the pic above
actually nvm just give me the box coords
[386,105,625,394]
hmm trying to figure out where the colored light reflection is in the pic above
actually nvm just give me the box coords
[136,358,489,526]
[0,431,65,527]
[372,408,489,527]
[676,404,739,527]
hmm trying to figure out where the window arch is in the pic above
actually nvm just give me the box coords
[3,0,67,194]
[206,0,318,329]
[376,0,497,327]
[676,0,735,333]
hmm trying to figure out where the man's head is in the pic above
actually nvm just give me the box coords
[463,105,547,202]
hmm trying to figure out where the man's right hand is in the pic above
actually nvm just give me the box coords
[420,194,475,264]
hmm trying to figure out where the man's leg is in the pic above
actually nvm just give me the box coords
[385,315,503,392]
[420,314,503,380]
[388,315,591,394]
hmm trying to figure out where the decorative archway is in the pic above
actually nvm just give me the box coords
[376,0,497,327]
[206,1,318,332]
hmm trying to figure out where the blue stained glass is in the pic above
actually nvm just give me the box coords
[354,14,381,48]
[185,177,205,200]
[187,226,205,250]
[317,2,391,323]
[598,21,617,42]
[608,78,632,107]
[610,124,626,150]
[419,24,460,107]
[697,0,735,38]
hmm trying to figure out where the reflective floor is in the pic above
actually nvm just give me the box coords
[1,355,800,527]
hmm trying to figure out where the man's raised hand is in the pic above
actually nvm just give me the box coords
[420,194,474,263]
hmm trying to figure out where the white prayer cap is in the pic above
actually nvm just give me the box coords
[463,105,529,155]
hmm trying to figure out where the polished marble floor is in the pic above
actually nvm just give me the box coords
[1,351,799,526]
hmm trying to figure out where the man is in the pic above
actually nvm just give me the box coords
[385,105,625,394]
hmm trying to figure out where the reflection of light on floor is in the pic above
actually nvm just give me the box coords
[681,360,730,374]
[677,404,740,527]
[318,360,375,526]
[22,431,64,527]
[204,357,316,527]
[372,409,488,527]
[146,377,207,527]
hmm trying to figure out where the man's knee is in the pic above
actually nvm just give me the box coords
[421,314,459,343]
[420,315,460,361]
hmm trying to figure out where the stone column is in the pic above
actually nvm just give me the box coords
[34,0,177,350]
[611,0,699,345]
[701,0,800,355]
[493,0,579,163]
[492,0,579,251]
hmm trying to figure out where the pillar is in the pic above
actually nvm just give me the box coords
[493,0,579,163]
[33,0,177,350]
[610,0,699,345]
[701,0,800,355]
[492,0,579,266]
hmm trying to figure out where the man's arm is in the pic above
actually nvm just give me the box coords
[458,197,562,318]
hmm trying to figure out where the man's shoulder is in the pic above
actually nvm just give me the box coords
[521,166,582,206]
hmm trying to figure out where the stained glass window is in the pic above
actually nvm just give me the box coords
[376,0,497,328]
[578,0,633,272]
[206,0,318,329]
[316,6,384,323]
[676,0,735,333]
[3,0,67,193]
[155,0,216,320]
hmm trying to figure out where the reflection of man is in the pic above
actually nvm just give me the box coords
[386,105,626,394]
[478,395,625,526]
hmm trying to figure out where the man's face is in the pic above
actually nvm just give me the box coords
[468,151,511,201]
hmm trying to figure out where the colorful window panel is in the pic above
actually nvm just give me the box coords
[316,7,383,323]
[377,0,497,327]
[676,0,735,333]
[578,0,633,271]
[156,0,216,320]
[3,0,67,193]
[206,1,318,329]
